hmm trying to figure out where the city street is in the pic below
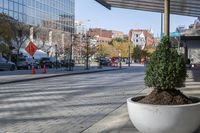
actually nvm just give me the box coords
[0,65,145,133]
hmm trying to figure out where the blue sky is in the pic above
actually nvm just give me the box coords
[75,0,196,36]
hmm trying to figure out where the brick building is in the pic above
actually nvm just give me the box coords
[128,29,154,49]
[88,28,124,44]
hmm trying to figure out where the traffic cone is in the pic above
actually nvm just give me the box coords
[32,65,36,74]
[42,64,46,74]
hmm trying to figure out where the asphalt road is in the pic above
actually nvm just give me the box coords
[0,65,145,133]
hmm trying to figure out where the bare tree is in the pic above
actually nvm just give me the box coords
[9,22,31,64]
[63,33,71,59]
[35,27,50,50]
[51,30,63,57]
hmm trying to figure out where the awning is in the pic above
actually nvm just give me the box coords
[95,0,200,17]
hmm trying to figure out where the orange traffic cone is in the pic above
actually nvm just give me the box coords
[32,65,36,74]
[42,64,46,74]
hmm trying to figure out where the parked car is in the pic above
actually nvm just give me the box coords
[61,59,75,68]
[99,58,111,66]
[126,59,132,64]
[39,57,53,68]
[0,57,16,71]
[17,58,29,70]
[191,63,200,68]
[49,57,61,68]
[26,58,39,69]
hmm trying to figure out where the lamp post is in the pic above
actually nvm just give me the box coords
[128,43,131,67]
[55,44,58,69]
[69,34,73,71]
[119,51,122,69]
[98,46,102,69]
[85,34,90,70]
[79,33,83,64]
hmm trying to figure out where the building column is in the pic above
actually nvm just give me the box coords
[185,45,188,62]
[30,27,34,42]
[164,0,170,36]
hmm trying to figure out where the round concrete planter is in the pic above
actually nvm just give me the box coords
[127,96,200,133]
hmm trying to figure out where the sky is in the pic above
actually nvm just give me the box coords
[75,0,196,36]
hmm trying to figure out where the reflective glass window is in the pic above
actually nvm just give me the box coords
[18,0,23,4]
[14,11,18,20]
[3,9,8,14]
[14,2,18,12]
[19,4,22,13]
[4,0,8,9]
[0,0,3,8]
[9,10,13,17]
[18,13,22,21]
[9,1,13,11]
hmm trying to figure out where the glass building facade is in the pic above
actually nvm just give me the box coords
[0,0,75,33]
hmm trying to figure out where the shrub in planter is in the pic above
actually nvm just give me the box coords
[127,37,200,133]
[143,37,192,105]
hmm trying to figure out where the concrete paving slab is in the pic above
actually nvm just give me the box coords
[82,89,152,133]
[83,70,200,133]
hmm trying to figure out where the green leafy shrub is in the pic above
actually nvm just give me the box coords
[144,37,186,90]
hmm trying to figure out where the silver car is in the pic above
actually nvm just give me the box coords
[0,57,16,71]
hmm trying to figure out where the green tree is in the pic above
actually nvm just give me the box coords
[0,13,14,48]
[132,45,142,61]
[0,43,10,55]
[145,37,186,90]
[0,13,31,62]
[98,43,118,58]
[110,38,134,58]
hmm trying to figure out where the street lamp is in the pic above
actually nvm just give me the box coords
[85,34,90,70]
[128,43,131,67]
[55,44,58,69]
[69,34,73,71]
[119,51,122,69]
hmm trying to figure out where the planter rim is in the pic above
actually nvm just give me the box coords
[127,96,200,107]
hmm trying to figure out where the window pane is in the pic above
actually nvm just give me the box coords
[0,0,3,8]
[14,2,18,12]
[18,0,23,4]
[14,11,18,20]
[19,4,22,13]
[4,0,8,9]
[9,1,13,11]
[9,10,13,17]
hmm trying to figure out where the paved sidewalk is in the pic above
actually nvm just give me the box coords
[83,70,200,133]
[0,65,120,84]
[0,64,145,133]
[82,89,151,133]
[1,65,199,132]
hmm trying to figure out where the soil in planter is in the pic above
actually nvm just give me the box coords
[138,89,194,105]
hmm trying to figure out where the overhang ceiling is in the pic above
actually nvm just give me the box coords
[95,0,200,17]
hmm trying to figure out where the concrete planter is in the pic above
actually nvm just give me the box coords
[127,96,200,133]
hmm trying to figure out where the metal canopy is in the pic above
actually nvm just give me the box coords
[95,0,200,17]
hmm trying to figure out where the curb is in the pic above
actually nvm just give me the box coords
[0,68,123,85]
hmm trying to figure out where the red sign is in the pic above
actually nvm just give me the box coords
[25,41,38,56]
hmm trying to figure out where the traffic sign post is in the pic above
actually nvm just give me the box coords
[25,41,38,74]
[25,41,38,57]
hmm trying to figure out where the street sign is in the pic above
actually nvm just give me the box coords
[25,41,38,56]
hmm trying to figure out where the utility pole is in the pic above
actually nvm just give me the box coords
[69,34,73,71]
[85,35,90,70]
[128,43,131,67]
[55,44,57,69]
